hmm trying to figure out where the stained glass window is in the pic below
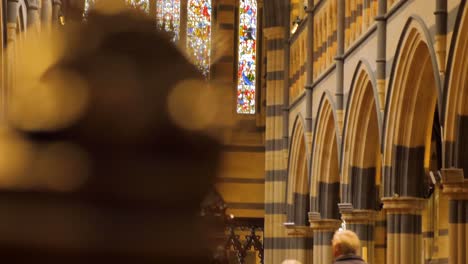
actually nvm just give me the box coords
[237,0,257,114]
[187,0,212,77]
[126,0,150,13]
[156,0,181,42]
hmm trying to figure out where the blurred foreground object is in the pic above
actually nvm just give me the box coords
[0,5,222,263]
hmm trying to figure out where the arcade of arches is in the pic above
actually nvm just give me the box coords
[0,0,467,264]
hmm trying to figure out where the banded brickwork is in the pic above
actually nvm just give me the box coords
[344,0,377,49]
[263,25,289,264]
[289,25,307,102]
[313,0,337,78]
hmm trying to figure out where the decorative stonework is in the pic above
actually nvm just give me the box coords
[441,168,468,199]
[284,222,313,237]
[381,196,426,213]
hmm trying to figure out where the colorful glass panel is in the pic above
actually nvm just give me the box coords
[237,0,257,114]
[156,0,181,42]
[187,0,211,77]
[126,0,150,13]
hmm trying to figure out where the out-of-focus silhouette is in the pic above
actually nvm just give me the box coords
[0,2,222,263]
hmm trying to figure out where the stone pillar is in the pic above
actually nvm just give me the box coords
[5,0,20,114]
[375,0,386,112]
[27,1,41,33]
[305,0,314,149]
[263,26,287,264]
[309,213,341,264]
[340,208,376,264]
[335,0,345,133]
[52,0,61,25]
[284,225,314,263]
[434,0,447,74]
[441,168,468,264]
[382,196,425,264]
[41,0,52,31]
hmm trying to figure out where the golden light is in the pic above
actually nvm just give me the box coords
[167,79,218,131]
[0,127,34,188]
[9,69,90,132]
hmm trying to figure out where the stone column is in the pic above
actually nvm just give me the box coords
[5,0,20,114]
[309,213,341,264]
[41,0,52,31]
[340,208,376,264]
[27,1,41,33]
[382,196,425,264]
[375,0,386,112]
[441,168,468,264]
[263,26,287,264]
[284,225,314,263]
[52,0,61,25]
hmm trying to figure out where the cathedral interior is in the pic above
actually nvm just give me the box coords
[0,0,466,263]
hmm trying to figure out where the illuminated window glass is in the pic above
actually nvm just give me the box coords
[187,0,211,77]
[83,0,95,18]
[156,0,181,42]
[126,0,150,13]
[237,0,257,114]
[84,0,149,17]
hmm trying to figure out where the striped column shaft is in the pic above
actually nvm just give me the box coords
[341,210,376,264]
[309,218,341,264]
[284,227,314,263]
[374,211,386,264]
[441,168,468,264]
[382,197,425,264]
[264,26,287,264]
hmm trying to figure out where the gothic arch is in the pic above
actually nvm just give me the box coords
[285,115,309,226]
[341,61,381,209]
[443,0,468,174]
[383,18,441,198]
[310,94,340,220]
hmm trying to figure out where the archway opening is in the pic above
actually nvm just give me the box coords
[384,28,439,198]
[286,120,309,226]
[311,100,340,220]
[342,70,380,210]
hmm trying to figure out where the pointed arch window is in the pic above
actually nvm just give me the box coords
[156,0,181,42]
[126,0,150,13]
[83,0,150,18]
[186,0,212,77]
[237,0,257,114]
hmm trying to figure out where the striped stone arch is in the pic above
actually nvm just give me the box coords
[285,115,309,226]
[443,0,468,174]
[310,93,340,220]
[383,17,442,198]
[341,60,381,210]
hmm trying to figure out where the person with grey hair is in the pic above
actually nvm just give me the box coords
[331,230,367,264]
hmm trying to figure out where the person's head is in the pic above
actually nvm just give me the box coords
[332,230,361,258]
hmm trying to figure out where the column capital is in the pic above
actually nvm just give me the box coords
[340,209,377,224]
[263,27,285,40]
[381,196,425,213]
[441,168,468,199]
[308,212,341,231]
[283,222,313,237]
